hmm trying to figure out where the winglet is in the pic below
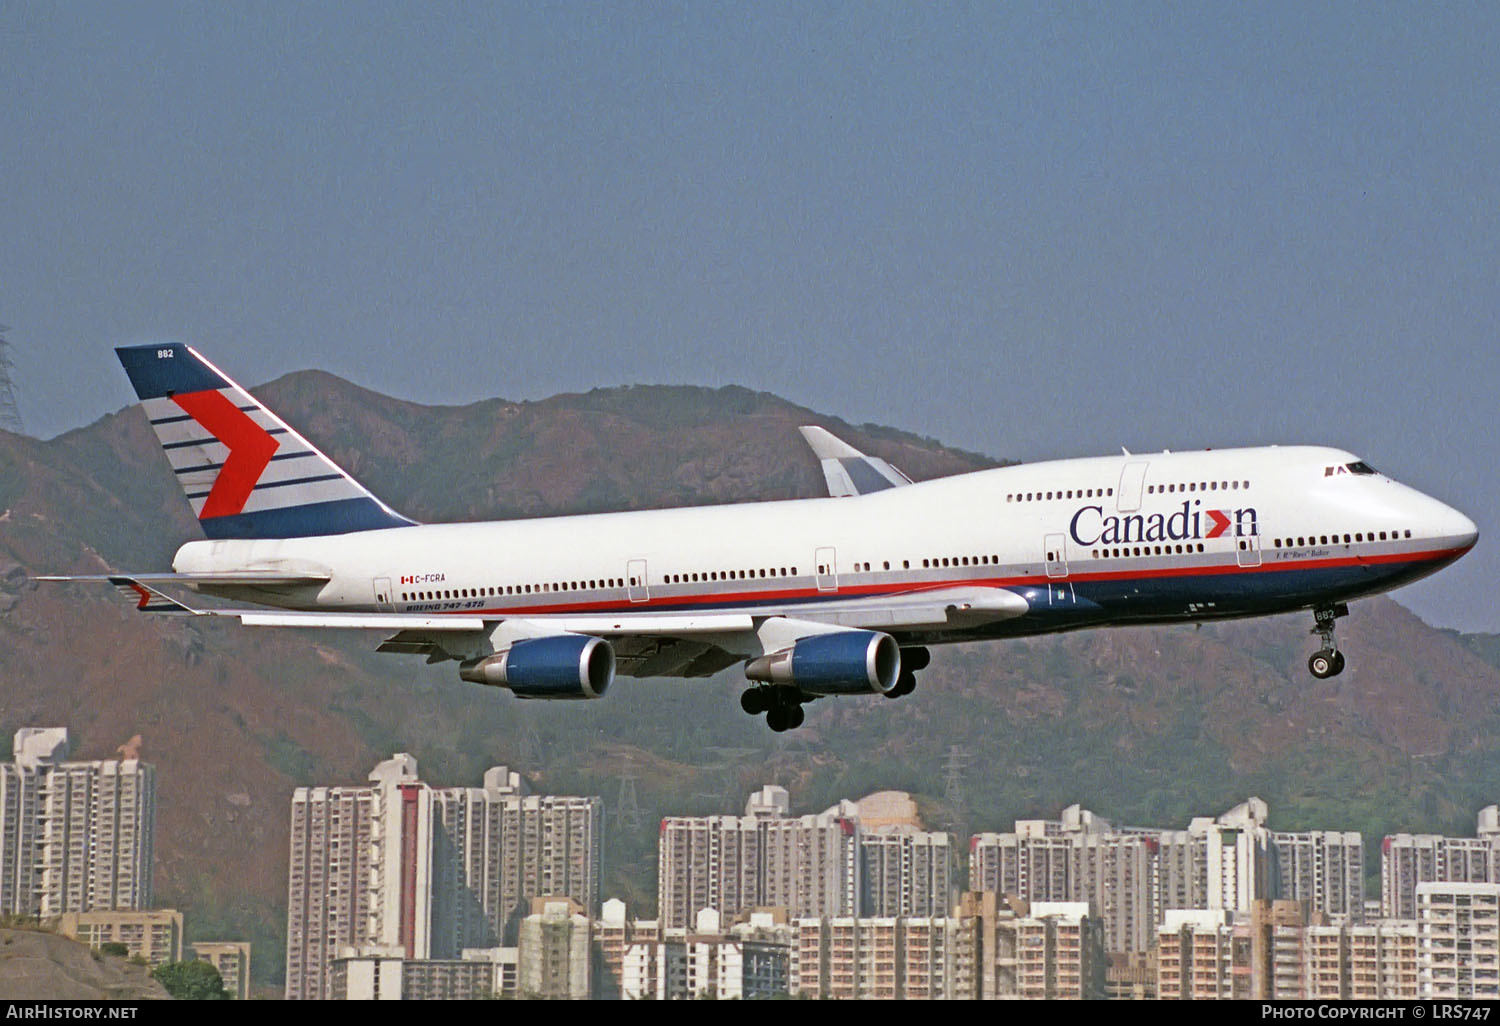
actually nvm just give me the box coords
[798,426,913,497]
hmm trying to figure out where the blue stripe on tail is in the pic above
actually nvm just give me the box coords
[198,497,416,539]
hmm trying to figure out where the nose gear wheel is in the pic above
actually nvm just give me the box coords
[1307,603,1349,678]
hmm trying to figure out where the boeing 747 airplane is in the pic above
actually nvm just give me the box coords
[46,345,1480,732]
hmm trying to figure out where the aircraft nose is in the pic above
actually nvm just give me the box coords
[1442,504,1479,551]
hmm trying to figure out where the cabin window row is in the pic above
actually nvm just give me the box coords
[1273,530,1411,548]
[665,568,796,583]
[1146,480,1250,494]
[1007,487,1114,503]
[1090,543,1206,559]
[668,555,1013,581]
[921,555,1000,568]
[402,578,629,602]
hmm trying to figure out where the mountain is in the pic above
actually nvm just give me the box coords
[1,374,1498,988]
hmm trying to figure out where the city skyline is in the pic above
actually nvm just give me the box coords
[11,720,1500,998]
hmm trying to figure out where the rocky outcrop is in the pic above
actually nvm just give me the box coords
[0,929,170,1000]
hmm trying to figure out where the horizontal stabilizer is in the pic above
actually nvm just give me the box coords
[37,571,331,588]
[798,426,912,497]
[110,577,197,614]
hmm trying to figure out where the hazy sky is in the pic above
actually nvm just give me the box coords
[2,3,1496,630]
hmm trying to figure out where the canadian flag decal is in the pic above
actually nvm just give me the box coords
[171,390,280,518]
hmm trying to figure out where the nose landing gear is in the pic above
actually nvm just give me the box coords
[1308,603,1349,679]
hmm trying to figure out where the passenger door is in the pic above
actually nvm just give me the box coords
[1236,535,1263,568]
[815,547,839,592]
[627,559,650,603]
[1117,461,1150,512]
[1044,534,1069,579]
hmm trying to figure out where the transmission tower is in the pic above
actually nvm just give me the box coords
[615,773,643,834]
[942,745,971,837]
[514,717,544,773]
[0,326,24,435]
[692,747,760,805]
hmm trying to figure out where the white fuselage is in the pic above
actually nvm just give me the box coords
[172,444,1476,644]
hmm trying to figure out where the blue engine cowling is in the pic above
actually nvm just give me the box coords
[744,630,901,695]
[458,635,615,699]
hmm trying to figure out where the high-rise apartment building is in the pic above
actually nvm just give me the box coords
[789,913,977,1000]
[1416,881,1500,998]
[285,755,600,999]
[970,805,1157,953]
[1250,899,1313,999]
[1306,920,1418,1000]
[1382,808,1500,920]
[1156,909,1253,1000]
[659,786,950,930]
[859,827,952,919]
[622,909,791,1000]
[1271,830,1364,921]
[0,728,155,917]
[972,798,1355,954]
[517,897,592,1000]
[430,767,600,948]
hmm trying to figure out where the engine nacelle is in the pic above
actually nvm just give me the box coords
[744,630,901,695]
[459,635,615,700]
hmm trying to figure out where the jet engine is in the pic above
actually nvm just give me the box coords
[744,629,901,695]
[459,635,614,700]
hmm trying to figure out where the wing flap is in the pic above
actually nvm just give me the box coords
[239,612,490,630]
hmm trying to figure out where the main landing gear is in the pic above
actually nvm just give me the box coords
[741,686,804,733]
[884,646,930,700]
[1308,603,1349,679]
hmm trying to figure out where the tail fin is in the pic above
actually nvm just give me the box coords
[116,343,417,539]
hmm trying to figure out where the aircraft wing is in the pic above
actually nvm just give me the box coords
[798,426,913,497]
[54,576,1027,677]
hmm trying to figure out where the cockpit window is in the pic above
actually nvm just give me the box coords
[1346,461,1377,476]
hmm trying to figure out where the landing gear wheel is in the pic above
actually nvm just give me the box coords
[885,671,918,699]
[900,647,931,672]
[741,688,769,715]
[1308,649,1344,679]
[762,688,806,732]
[1307,603,1350,679]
